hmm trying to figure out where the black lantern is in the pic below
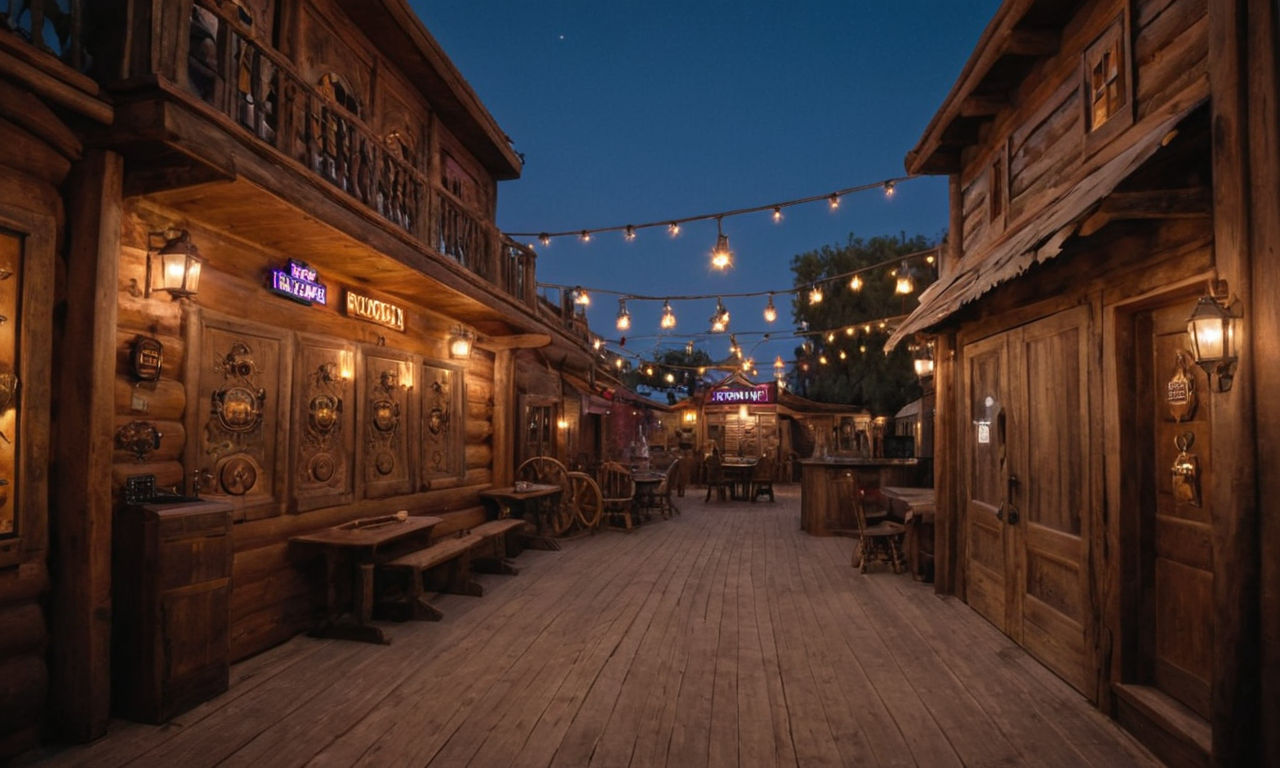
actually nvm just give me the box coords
[147,229,203,299]
[1185,287,1239,391]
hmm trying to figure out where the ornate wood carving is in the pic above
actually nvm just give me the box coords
[291,337,355,511]
[419,361,463,488]
[362,350,414,498]
[191,316,289,519]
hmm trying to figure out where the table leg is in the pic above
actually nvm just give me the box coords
[308,553,390,644]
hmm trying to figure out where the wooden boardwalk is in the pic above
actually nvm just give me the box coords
[31,487,1157,767]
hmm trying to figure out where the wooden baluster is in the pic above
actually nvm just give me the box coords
[68,0,83,69]
[29,0,44,52]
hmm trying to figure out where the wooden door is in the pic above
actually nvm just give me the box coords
[1007,307,1092,695]
[1136,303,1214,717]
[961,307,1093,696]
[519,395,557,466]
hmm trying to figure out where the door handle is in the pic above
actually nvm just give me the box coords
[1005,474,1020,524]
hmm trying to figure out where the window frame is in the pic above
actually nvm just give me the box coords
[1080,7,1134,154]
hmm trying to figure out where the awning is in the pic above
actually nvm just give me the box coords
[886,99,1204,350]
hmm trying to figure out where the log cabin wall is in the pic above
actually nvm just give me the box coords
[113,200,499,661]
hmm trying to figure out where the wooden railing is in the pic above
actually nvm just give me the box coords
[181,0,537,311]
[0,0,88,71]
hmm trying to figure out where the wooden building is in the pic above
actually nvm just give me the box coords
[0,0,597,758]
[887,0,1278,764]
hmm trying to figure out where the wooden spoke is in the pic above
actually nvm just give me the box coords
[566,472,603,531]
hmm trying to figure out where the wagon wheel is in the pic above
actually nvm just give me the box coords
[517,456,574,534]
[565,472,604,531]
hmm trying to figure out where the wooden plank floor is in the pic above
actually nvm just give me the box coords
[29,487,1158,768]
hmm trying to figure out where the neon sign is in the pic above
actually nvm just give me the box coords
[708,382,776,405]
[269,260,327,305]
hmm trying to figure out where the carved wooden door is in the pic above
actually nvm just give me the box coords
[962,306,1093,696]
[1135,302,1214,717]
[291,337,356,512]
[361,350,415,498]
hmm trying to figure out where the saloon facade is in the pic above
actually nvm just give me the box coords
[889,0,1278,764]
[0,0,597,757]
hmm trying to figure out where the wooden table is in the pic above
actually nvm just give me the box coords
[631,471,664,520]
[720,459,758,501]
[290,514,442,644]
[883,486,936,581]
[480,484,563,551]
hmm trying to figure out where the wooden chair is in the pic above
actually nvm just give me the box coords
[851,489,906,573]
[750,453,776,502]
[656,459,680,518]
[598,461,637,531]
[703,454,732,502]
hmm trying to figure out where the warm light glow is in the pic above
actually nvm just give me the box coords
[772,206,783,223]
[448,327,475,359]
[738,404,750,420]
[914,358,935,378]
[864,324,871,333]
[819,355,828,365]
[685,340,695,355]
[616,300,631,331]
[729,335,740,357]
[698,367,707,375]
[539,233,551,247]
[926,254,935,264]
[665,372,675,384]
[615,357,624,369]
[884,180,896,199]
[151,229,203,299]
[763,294,777,323]
[809,285,824,304]
[839,350,847,360]
[624,225,636,241]
[580,230,591,243]
[828,193,840,210]
[556,418,570,430]
[826,332,835,343]
[660,301,677,329]
[668,222,680,237]
[895,274,915,295]
[859,345,867,354]
[592,337,603,351]
[339,350,354,381]
[710,219,734,270]
[845,327,854,336]
[645,366,655,376]
[1185,290,1238,390]
[573,287,591,306]
[849,274,863,292]
[742,358,752,371]
[711,317,726,333]
[684,410,697,423]
[774,355,785,370]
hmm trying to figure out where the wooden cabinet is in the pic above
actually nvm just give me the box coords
[112,499,233,723]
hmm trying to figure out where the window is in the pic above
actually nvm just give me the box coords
[1083,17,1130,134]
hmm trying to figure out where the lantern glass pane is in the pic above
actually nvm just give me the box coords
[1190,316,1224,361]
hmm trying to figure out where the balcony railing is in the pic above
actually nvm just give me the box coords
[0,0,88,72]
[181,0,535,311]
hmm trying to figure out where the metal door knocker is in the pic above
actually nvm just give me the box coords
[1171,431,1201,507]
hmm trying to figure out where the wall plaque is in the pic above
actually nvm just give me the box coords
[131,335,164,381]
[269,259,327,305]
[1166,352,1197,422]
[346,290,405,332]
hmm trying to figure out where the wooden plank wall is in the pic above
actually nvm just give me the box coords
[114,200,498,662]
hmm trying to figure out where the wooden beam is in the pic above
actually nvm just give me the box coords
[1005,28,1059,57]
[1078,188,1212,237]
[1208,0,1261,763]
[50,149,122,741]
[492,349,514,487]
[959,92,1010,117]
[476,333,551,352]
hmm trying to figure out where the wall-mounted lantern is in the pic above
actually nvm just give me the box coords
[448,326,475,359]
[1185,281,1239,391]
[147,229,203,299]
[912,338,935,380]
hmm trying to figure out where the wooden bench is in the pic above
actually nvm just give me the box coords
[470,518,532,575]
[379,532,483,621]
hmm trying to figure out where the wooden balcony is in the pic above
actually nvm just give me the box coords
[109,0,539,323]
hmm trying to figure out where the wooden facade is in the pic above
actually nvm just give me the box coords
[891,0,1277,765]
[0,0,598,758]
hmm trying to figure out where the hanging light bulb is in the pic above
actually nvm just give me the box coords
[580,230,591,243]
[665,372,675,384]
[698,366,707,376]
[709,298,730,332]
[839,350,847,360]
[859,344,867,354]
[849,274,863,292]
[645,365,655,376]
[879,320,888,329]
[819,354,829,365]
[773,355,785,378]
[615,356,624,369]
[573,287,591,306]
[668,221,680,237]
[616,299,631,331]
[809,284,824,304]
[763,294,778,323]
[926,254,936,265]
[742,357,752,372]
[845,327,855,336]
[864,324,871,333]
[828,193,840,210]
[710,217,733,270]
[884,180,896,199]
[895,264,915,295]
[538,233,551,247]
[772,205,783,223]
[685,340,694,355]
[660,301,677,329]
[624,225,636,242]
[729,334,741,358]
[592,337,603,351]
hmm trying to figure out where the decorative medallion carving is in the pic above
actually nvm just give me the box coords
[219,455,259,495]
[292,344,355,511]
[212,343,267,433]
[363,354,413,497]
[116,420,163,462]
[1166,351,1197,422]
[420,362,462,484]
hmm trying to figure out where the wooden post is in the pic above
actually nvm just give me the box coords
[50,149,122,741]
[1244,0,1280,764]
[1207,0,1262,763]
[492,349,514,487]
[932,331,959,596]
[946,173,963,279]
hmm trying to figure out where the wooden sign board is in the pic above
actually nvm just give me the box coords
[346,290,405,332]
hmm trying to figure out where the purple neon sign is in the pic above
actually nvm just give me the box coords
[269,259,327,305]
[707,382,776,405]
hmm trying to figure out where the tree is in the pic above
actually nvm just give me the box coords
[789,233,937,415]
[621,345,715,397]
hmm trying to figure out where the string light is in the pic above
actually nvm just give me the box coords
[660,301,677,329]
[710,217,733,270]
[895,262,915,295]
[763,294,777,323]
[839,350,847,360]
[884,180,896,199]
[828,193,840,210]
[859,344,867,354]
[539,233,550,247]
[645,365,654,376]
[580,230,591,243]
[772,206,783,223]
[845,327,855,336]
[573,287,591,306]
[615,356,624,369]
[849,274,863,292]
[809,284,824,305]
[685,340,695,355]
[729,334,741,358]
[616,299,631,331]
[665,372,676,384]
[668,222,680,237]
[826,332,835,343]
[819,354,829,365]
[592,338,603,351]
[624,225,636,241]
[774,355,785,376]
[710,298,730,332]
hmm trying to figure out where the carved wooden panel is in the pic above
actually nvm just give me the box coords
[419,361,463,488]
[190,314,290,520]
[291,336,356,512]
[298,1,373,115]
[361,349,415,498]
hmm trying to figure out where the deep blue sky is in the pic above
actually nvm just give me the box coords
[412,1,1000,371]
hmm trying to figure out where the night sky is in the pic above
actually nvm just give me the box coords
[411,1,1000,376]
